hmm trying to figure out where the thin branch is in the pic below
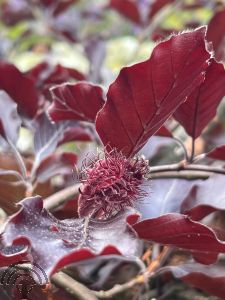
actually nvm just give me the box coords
[94,247,170,299]
[189,137,196,163]
[150,163,225,175]
[44,184,80,211]
[43,163,224,211]
[94,276,144,299]
[173,138,189,162]
[50,248,169,300]
[150,171,210,180]
[52,272,99,300]
[184,164,225,175]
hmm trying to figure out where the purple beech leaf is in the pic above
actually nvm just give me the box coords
[27,62,86,101]
[0,196,141,279]
[0,61,39,118]
[160,262,225,299]
[33,113,69,165]
[130,213,225,264]
[33,113,87,167]
[206,145,225,161]
[84,36,106,83]
[137,175,225,222]
[149,0,175,18]
[155,125,173,138]
[27,61,85,83]
[108,0,143,25]
[58,126,92,145]
[136,178,196,220]
[96,27,211,157]
[48,82,105,123]
[0,238,30,267]
[207,8,225,61]
[34,152,77,183]
[181,174,225,220]
[109,0,178,34]
[0,90,21,143]
[129,175,225,264]
[174,59,225,138]
[50,0,77,17]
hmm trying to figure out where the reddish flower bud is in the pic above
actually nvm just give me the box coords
[78,149,150,219]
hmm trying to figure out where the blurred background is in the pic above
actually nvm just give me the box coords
[1,2,225,299]
[0,0,224,85]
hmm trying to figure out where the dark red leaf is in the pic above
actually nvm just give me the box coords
[36,0,77,13]
[96,27,210,157]
[28,62,85,86]
[52,0,77,17]
[136,175,225,263]
[0,91,21,143]
[34,152,77,183]
[181,174,225,220]
[27,62,85,102]
[136,178,195,219]
[33,113,89,165]
[48,82,105,122]
[0,196,141,279]
[207,8,225,61]
[155,125,173,138]
[162,262,225,299]
[84,36,106,83]
[149,0,175,18]
[138,175,225,222]
[58,126,92,145]
[108,0,170,25]
[33,113,71,164]
[130,213,225,264]
[0,62,39,118]
[174,59,225,138]
[27,61,49,81]
[108,0,142,24]
[0,238,30,267]
[206,145,225,161]
[131,175,225,264]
